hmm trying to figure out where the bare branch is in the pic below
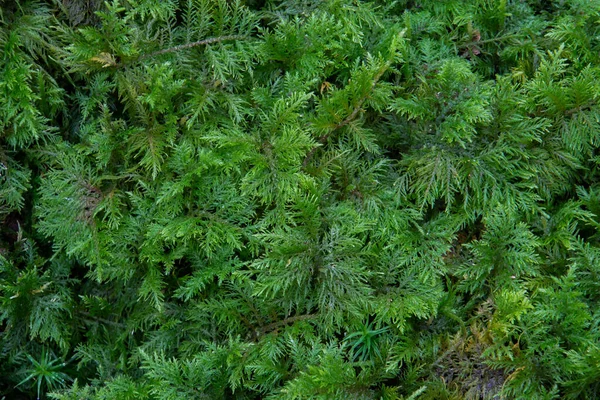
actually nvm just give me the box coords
[141,35,248,60]
[118,35,249,68]
[257,314,316,335]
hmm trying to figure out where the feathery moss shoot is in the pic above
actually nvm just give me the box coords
[2,0,600,399]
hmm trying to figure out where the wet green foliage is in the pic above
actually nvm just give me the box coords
[2,0,600,398]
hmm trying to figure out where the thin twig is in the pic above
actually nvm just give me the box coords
[257,314,316,335]
[141,35,248,60]
[565,101,597,116]
[118,35,249,68]
[462,32,521,48]
[79,311,127,328]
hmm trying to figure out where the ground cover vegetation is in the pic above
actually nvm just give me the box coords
[2,0,600,398]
